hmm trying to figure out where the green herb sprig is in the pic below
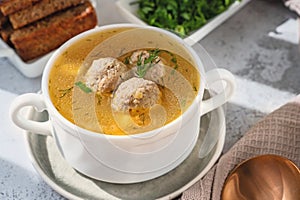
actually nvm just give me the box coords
[59,87,73,98]
[58,81,92,98]
[136,49,160,78]
[75,81,92,93]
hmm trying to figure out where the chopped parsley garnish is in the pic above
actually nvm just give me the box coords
[59,87,73,98]
[193,86,198,92]
[124,56,130,65]
[136,48,161,78]
[75,81,92,93]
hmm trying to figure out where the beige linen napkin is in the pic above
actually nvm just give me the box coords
[182,95,300,200]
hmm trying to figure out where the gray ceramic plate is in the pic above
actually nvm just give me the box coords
[24,104,225,200]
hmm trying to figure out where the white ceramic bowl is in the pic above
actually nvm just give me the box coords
[10,24,235,183]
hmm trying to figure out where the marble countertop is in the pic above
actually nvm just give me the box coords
[0,0,299,199]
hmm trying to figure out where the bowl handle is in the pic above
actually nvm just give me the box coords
[9,93,52,136]
[200,68,236,115]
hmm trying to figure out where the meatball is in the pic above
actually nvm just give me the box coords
[129,50,160,65]
[85,57,128,94]
[129,50,165,84]
[143,63,165,85]
[111,77,161,112]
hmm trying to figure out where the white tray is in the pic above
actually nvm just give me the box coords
[116,0,251,46]
[0,40,53,78]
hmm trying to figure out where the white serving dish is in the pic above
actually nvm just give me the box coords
[116,0,251,46]
[0,40,53,78]
[0,0,99,78]
[24,102,225,199]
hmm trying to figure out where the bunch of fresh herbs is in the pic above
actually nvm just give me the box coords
[131,0,239,37]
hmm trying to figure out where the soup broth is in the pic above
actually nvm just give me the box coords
[49,28,200,135]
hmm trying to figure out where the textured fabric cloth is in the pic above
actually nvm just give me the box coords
[181,95,300,200]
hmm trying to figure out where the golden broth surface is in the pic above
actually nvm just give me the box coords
[49,28,200,135]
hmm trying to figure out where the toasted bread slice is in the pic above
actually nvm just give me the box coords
[0,0,41,16]
[9,0,86,29]
[0,22,13,43]
[10,1,97,62]
[0,12,7,28]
